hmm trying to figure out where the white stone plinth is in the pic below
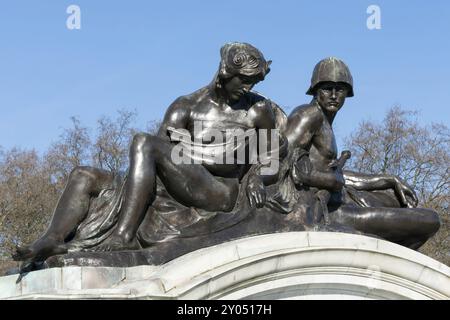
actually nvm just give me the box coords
[1,232,449,300]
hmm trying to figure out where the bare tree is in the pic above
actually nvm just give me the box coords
[92,109,139,176]
[0,148,58,260]
[0,109,163,273]
[44,116,91,188]
[91,110,162,176]
[146,119,162,135]
[344,106,449,265]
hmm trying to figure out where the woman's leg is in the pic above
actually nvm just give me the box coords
[13,166,113,261]
[99,133,239,251]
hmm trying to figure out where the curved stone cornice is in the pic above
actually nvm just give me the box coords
[1,232,449,299]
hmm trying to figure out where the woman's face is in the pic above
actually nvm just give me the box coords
[223,75,260,103]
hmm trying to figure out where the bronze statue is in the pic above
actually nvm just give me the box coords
[13,42,287,268]
[284,57,441,249]
[12,48,441,273]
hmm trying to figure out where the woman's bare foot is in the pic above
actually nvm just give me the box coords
[12,236,67,263]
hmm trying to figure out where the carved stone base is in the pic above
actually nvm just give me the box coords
[1,232,449,300]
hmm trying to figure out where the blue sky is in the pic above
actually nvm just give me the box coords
[0,1,449,153]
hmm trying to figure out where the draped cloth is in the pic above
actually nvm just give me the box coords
[64,100,290,252]
[66,131,286,252]
[66,164,275,252]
